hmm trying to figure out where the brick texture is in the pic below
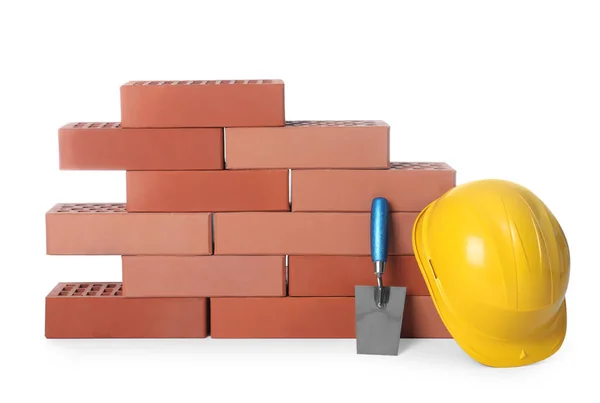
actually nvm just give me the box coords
[292,162,456,212]
[126,170,289,212]
[120,80,285,128]
[46,204,212,255]
[58,123,223,170]
[288,255,428,296]
[45,283,208,338]
[210,296,450,338]
[226,120,389,169]
[122,256,286,297]
[214,212,416,255]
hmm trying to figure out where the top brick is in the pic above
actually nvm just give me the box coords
[120,80,285,128]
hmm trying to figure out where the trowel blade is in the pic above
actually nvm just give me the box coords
[355,285,407,356]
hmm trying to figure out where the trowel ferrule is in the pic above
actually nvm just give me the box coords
[374,261,385,277]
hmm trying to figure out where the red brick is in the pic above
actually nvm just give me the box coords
[126,170,289,212]
[58,123,223,170]
[45,283,208,338]
[120,80,284,128]
[210,296,450,338]
[46,204,211,255]
[288,255,428,296]
[214,212,416,255]
[292,162,456,212]
[122,256,286,297]
[226,120,389,169]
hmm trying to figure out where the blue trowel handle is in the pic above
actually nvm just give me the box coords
[370,197,389,263]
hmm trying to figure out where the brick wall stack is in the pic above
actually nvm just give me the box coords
[45,79,455,339]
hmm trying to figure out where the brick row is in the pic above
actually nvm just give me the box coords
[46,208,419,256]
[120,80,285,128]
[45,283,208,338]
[45,204,211,255]
[213,212,416,255]
[288,256,427,296]
[291,162,455,212]
[210,296,450,338]
[126,170,289,212]
[226,121,389,169]
[58,123,223,170]
[122,256,286,297]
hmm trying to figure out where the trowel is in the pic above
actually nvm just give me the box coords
[355,197,407,355]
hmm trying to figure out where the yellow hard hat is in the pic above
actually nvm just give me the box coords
[412,179,570,368]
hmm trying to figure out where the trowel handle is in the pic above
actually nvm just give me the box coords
[370,197,389,263]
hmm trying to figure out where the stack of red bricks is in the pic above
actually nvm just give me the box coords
[45,79,456,339]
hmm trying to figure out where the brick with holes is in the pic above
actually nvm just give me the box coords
[288,255,428,296]
[292,162,456,212]
[58,123,223,170]
[120,80,285,128]
[213,212,416,255]
[210,296,450,338]
[45,204,212,255]
[45,283,208,338]
[225,120,390,169]
[126,170,289,212]
[122,256,286,297]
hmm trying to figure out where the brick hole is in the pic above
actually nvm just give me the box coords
[286,120,377,127]
[390,162,448,171]
[55,204,126,213]
[59,292,69,296]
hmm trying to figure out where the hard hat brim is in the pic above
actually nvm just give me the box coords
[412,202,568,368]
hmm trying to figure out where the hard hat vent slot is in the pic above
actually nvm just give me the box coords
[428,259,438,279]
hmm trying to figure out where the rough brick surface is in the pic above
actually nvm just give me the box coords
[226,120,389,169]
[120,80,285,128]
[46,204,212,255]
[210,296,450,338]
[58,123,223,170]
[126,170,289,212]
[288,255,428,296]
[122,256,286,297]
[45,283,208,338]
[292,162,456,212]
[211,297,353,338]
[214,212,416,255]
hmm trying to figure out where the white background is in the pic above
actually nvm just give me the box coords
[1,1,598,402]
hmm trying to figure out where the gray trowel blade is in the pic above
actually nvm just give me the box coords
[355,285,407,355]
